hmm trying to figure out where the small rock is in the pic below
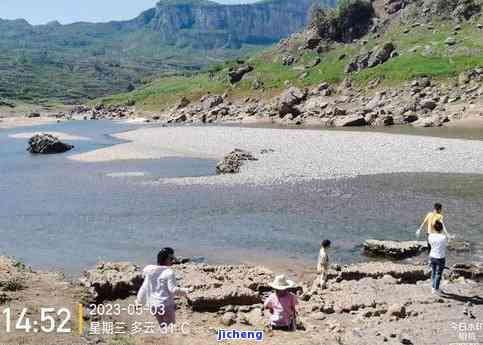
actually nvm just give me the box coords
[445,37,457,46]
[388,304,406,319]
[221,312,237,326]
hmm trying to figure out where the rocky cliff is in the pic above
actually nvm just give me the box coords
[147,0,331,48]
[0,0,338,101]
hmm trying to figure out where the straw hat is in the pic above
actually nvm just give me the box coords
[269,275,297,290]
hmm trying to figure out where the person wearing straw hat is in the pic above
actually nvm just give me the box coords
[264,275,298,331]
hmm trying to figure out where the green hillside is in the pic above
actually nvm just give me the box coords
[100,0,483,111]
[0,0,328,103]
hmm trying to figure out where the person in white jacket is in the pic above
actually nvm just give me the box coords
[136,248,192,326]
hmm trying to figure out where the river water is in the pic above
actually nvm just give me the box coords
[1,120,482,274]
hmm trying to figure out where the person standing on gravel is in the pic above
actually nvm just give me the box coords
[428,221,448,295]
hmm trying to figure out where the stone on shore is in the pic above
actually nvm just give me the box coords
[200,95,224,109]
[79,262,143,303]
[189,287,261,312]
[221,312,237,326]
[332,262,431,283]
[177,263,273,311]
[176,264,273,293]
[27,133,74,154]
[334,115,367,127]
[450,263,483,281]
[216,149,258,174]
[387,304,407,319]
[363,240,428,259]
[276,87,307,116]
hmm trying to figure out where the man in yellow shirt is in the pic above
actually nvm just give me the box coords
[417,203,450,236]
[417,203,451,252]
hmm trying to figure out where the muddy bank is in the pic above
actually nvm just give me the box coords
[1,255,482,345]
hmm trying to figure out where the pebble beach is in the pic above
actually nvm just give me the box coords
[69,126,483,185]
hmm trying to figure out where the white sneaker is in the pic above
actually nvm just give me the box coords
[431,288,437,294]
[434,289,444,296]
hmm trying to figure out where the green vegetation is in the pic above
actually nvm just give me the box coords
[310,0,374,42]
[100,11,483,111]
[0,0,315,103]
[0,275,25,292]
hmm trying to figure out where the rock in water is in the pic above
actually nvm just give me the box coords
[27,134,74,154]
[79,262,143,303]
[363,240,428,259]
[216,149,258,174]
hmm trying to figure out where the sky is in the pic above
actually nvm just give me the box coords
[0,0,260,25]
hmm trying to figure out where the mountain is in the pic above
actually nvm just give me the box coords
[100,0,483,113]
[0,0,336,102]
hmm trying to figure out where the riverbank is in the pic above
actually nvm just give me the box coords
[68,125,483,186]
[0,255,481,345]
[0,116,59,130]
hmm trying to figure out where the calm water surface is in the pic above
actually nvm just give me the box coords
[1,120,482,274]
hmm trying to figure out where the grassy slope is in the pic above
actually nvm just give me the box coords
[100,14,483,112]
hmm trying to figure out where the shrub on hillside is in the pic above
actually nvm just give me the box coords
[309,0,374,43]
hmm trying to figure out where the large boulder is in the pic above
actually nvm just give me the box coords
[175,264,273,311]
[346,42,396,73]
[27,134,74,154]
[216,149,258,174]
[228,65,254,84]
[368,43,396,68]
[450,263,483,281]
[188,287,261,312]
[331,262,431,283]
[363,240,428,259]
[304,28,322,49]
[412,115,447,127]
[334,115,367,127]
[200,95,224,109]
[276,87,307,116]
[79,262,143,303]
[282,55,296,66]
